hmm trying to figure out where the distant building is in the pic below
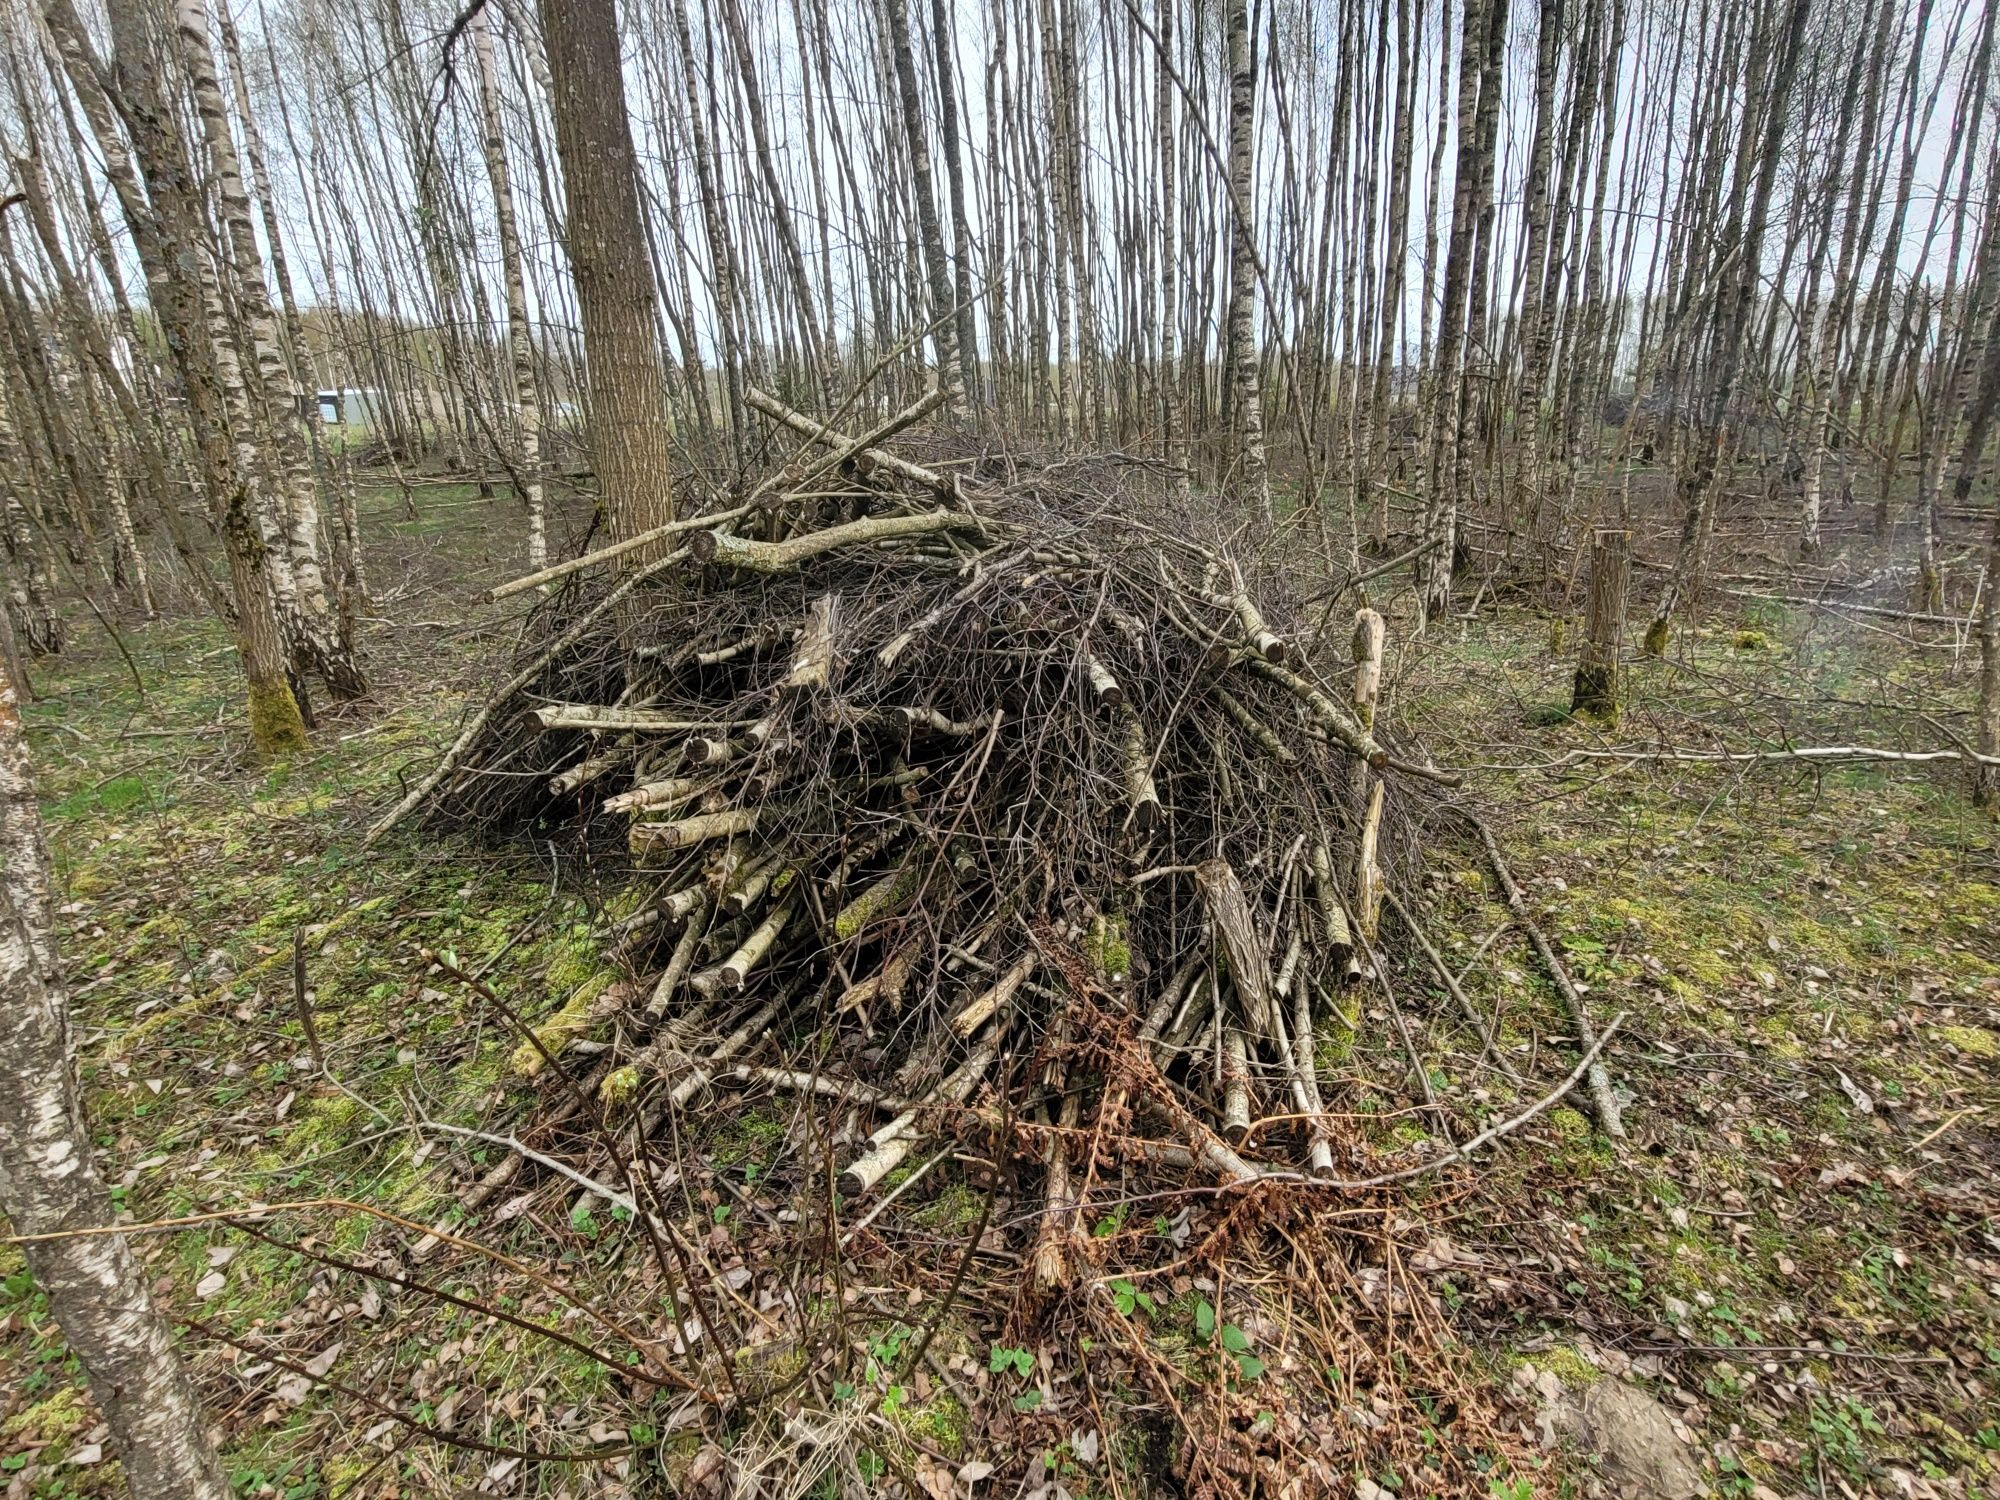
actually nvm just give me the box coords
[315,387,382,428]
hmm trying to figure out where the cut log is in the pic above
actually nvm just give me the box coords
[604,775,709,815]
[1196,859,1277,1038]
[1354,780,1385,941]
[831,854,921,941]
[784,594,838,691]
[629,807,760,853]
[1244,658,1386,766]
[1220,1024,1252,1145]
[534,706,753,734]
[1083,652,1125,708]
[1214,688,1296,763]
[718,897,799,989]
[838,1039,1001,1197]
[690,511,985,574]
[744,384,953,491]
[1120,710,1163,833]
[950,951,1037,1036]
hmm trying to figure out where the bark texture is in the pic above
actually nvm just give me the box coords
[0,665,231,1500]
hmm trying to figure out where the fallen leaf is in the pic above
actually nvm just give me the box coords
[302,1340,344,1378]
[195,1270,227,1299]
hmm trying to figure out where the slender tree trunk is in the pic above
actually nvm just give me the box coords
[47,0,308,755]
[1647,0,1813,653]
[1224,0,1271,520]
[473,3,546,568]
[1,659,232,1500]
[883,0,966,409]
[173,0,365,699]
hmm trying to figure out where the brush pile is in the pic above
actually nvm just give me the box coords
[390,393,1477,1224]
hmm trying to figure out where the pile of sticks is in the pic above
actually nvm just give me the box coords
[386,393,1495,1238]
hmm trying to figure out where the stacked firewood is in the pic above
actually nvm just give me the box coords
[396,396,1473,1233]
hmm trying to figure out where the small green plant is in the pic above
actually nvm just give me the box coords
[1109,1278,1155,1317]
[989,1345,1034,1379]
[1809,1397,1884,1480]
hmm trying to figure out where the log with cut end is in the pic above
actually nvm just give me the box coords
[1310,843,1354,954]
[689,510,987,574]
[838,1039,1001,1197]
[1196,858,1277,1037]
[1083,652,1124,708]
[1354,780,1385,941]
[1352,608,1385,728]
[629,807,759,853]
[1572,530,1629,721]
[784,594,837,691]
[718,897,799,990]
[836,942,917,1014]
[1244,658,1386,766]
[605,776,709,815]
[1220,1025,1252,1145]
[1120,710,1163,833]
[744,384,953,492]
[1229,591,1287,663]
[534,706,757,735]
[950,950,1037,1036]
[550,748,632,795]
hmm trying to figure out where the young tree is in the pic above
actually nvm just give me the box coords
[0,661,231,1499]
[472,2,547,569]
[1223,0,1270,521]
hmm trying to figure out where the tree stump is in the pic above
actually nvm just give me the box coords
[1573,529,1630,721]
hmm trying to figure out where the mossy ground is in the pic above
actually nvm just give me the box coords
[3,483,1996,1496]
[1392,574,2000,1497]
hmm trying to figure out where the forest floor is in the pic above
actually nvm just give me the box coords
[1,476,1996,1500]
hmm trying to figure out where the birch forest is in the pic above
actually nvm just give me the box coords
[2,0,1999,1495]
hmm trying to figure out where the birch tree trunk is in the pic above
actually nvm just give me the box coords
[1,662,232,1500]
[172,0,365,700]
[474,3,546,569]
[538,0,677,554]
[1224,0,1271,522]
[883,0,966,410]
[47,0,308,755]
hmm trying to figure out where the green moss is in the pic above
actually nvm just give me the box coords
[1520,1345,1601,1389]
[1936,1025,1997,1059]
[711,1104,787,1166]
[833,858,920,940]
[1641,616,1670,656]
[511,972,613,1077]
[1731,629,1772,651]
[897,1390,968,1455]
[1548,1107,1590,1142]
[912,1180,985,1230]
[0,1382,91,1445]
[245,676,310,756]
[1085,912,1132,982]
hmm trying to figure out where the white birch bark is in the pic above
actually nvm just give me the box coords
[0,667,231,1499]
